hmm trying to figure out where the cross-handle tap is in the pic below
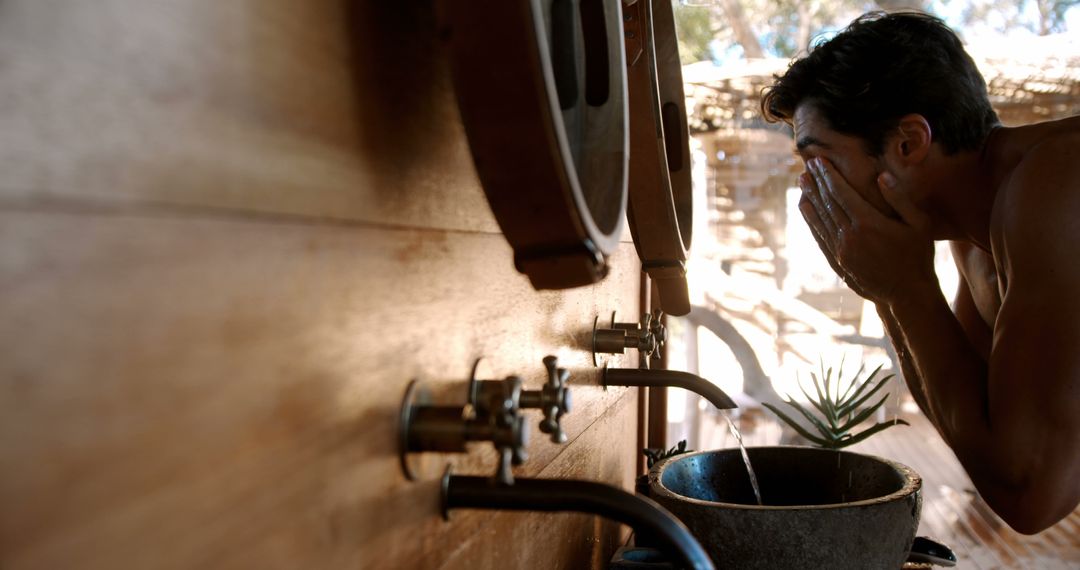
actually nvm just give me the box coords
[648,310,668,349]
[399,377,530,485]
[478,375,530,485]
[524,356,572,443]
[627,311,668,355]
[470,356,572,445]
[494,419,529,485]
[593,310,667,364]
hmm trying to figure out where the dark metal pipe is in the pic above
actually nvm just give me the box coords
[443,474,715,570]
[603,368,737,410]
[407,407,469,452]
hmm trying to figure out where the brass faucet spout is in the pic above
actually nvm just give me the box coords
[602,368,738,410]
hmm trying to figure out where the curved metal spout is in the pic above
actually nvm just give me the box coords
[443,473,715,570]
[603,368,737,410]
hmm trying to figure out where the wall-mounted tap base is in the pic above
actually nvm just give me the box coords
[400,380,470,480]
[592,311,620,366]
[399,379,425,481]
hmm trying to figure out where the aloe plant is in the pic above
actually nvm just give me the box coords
[763,360,908,449]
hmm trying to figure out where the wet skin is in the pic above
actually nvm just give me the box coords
[793,105,893,220]
[792,104,936,305]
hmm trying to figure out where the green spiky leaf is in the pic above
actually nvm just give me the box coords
[823,366,838,424]
[832,418,910,449]
[798,373,832,421]
[837,363,865,405]
[837,364,884,411]
[782,398,837,442]
[837,373,895,418]
[764,359,908,450]
[762,403,833,446]
[811,370,838,428]
[836,393,890,435]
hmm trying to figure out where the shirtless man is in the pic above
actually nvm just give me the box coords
[761,11,1079,533]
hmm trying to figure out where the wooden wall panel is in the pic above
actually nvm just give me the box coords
[0,212,641,569]
[0,1,496,234]
[0,1,647,568]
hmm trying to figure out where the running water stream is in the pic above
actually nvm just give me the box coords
[724,412,763,505]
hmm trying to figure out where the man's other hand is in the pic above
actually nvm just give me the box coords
[798,157,937,304]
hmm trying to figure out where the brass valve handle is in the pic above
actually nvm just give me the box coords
[492,413,529,486]
[624,312,657,353]
[592,311,666,363]
[649,309,669,347]
[470,356,573,445]
[533,355,572,443]
[399,372,530,484]
[472,374,529,485]
[641,310,667,356]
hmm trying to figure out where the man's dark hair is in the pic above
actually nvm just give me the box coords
[761,11,999,155]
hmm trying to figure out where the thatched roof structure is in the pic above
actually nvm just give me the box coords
[973,34,1080,125]
[684,32,1080,133]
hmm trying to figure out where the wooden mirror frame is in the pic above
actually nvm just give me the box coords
[442,0,630,290]
[623,0,693,315]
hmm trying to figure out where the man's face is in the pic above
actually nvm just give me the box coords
[792,103,893,217]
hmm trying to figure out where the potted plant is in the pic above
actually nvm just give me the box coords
[762,361,908,449]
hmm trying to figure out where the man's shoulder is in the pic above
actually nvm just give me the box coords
[1000,131,1080,222]
[994,130,1080,275]
[1020,129,1080,163]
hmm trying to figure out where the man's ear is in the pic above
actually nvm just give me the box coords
[890,114,932,165]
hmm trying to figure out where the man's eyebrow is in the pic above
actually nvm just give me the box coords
[795,136,831,152]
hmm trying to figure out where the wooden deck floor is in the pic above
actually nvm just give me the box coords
[698,407,1080,569]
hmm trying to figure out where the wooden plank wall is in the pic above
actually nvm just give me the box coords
[0,2,644,568]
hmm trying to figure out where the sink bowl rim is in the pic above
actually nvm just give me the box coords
[648,445,921,511]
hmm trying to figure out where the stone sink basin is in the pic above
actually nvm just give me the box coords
[648,446,922,569]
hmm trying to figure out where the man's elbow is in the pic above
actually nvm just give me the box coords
[986,478,1079,535]
[1000,507,1072,535]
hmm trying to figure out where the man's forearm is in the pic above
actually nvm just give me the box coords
[880,275,1078,534]
[884,282,989,448]
[876,302,939,427]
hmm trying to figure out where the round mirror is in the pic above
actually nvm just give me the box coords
[444,0,630,290]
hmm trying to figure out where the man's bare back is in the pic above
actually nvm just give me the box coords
[955,118,1080,354]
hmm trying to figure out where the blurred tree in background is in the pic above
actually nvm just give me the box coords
[673,0,1078,62]
[956,0,1079,35]
[674,5,715,63]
